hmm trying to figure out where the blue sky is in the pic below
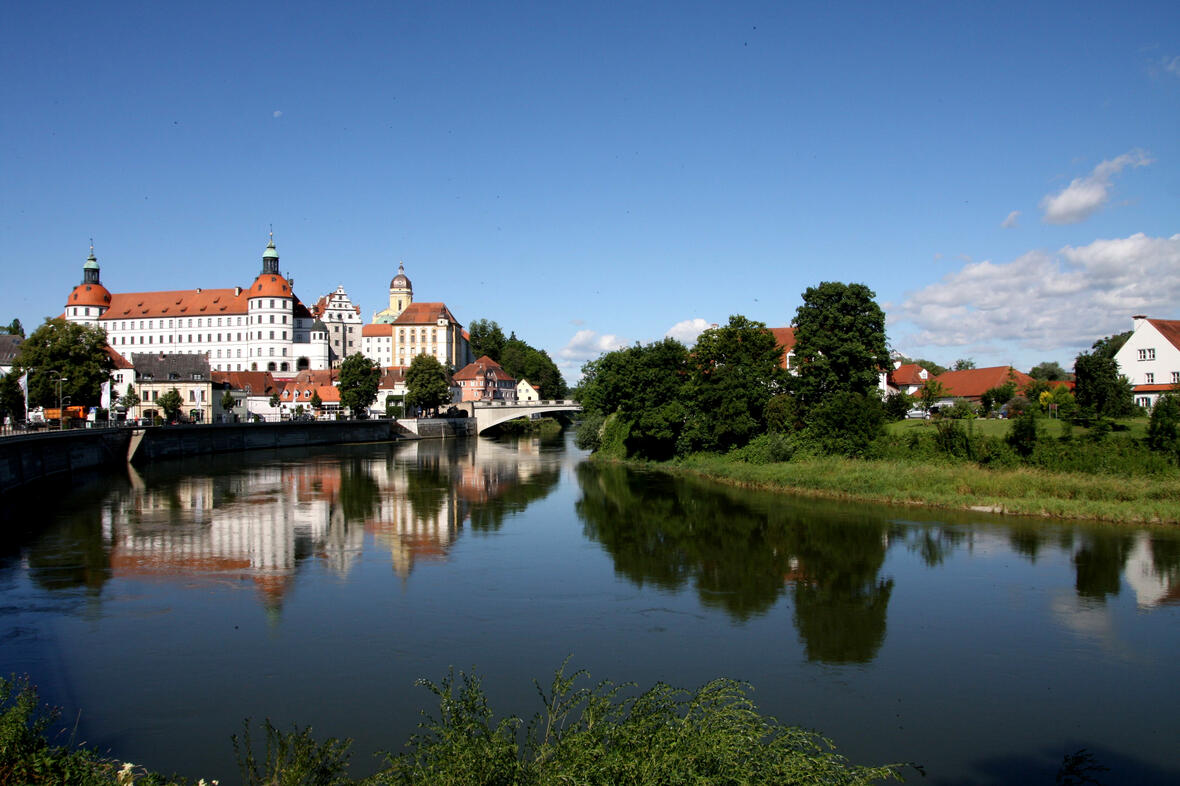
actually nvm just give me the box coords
[2,1,1178,381]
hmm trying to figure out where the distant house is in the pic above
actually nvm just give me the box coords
[930,366,1035,407]
[454,356,517,402]
[888,363,930,396]
[517,379,540,402]
[768,327,796,371]
[0,334,23,377]
[1113,315,1180,408]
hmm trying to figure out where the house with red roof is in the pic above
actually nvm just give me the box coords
[1113,315,1180,408]
[928,366,1035,406]
[888,362,931,396]
[454,356,517,402]
[362,262,473,370]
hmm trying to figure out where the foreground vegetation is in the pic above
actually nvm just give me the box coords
[1,668,907,785]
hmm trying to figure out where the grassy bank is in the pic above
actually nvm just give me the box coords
[669,452,1180,524]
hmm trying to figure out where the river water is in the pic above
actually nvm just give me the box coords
[1,432,1177,784]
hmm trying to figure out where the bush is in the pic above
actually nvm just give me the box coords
[1006,412,1038,458]
[574,412,605,452]
[1147,394,1180,461]
[726,432,799,464]
[882,393,912,421]
[801,392,884,458]
[942,399,978,420]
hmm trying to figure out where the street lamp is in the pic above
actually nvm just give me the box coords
[49,371,68,431]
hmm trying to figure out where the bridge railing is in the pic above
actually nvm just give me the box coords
[472,399,581,408]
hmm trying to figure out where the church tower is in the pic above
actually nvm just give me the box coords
[373,262,413,323]
[64,243,112,326]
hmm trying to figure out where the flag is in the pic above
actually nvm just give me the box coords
[17,372,28,413]
[101,380,111,410]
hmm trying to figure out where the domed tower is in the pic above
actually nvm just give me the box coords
[247,233,294,373]
[64,244,112,326]
[389,262,413,318]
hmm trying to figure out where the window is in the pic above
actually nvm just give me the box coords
[189,390,196,402]
[1172,372,1179,385]
[270,315,275,324]
[1146,373,1155,384]
[1139,348,1156,360]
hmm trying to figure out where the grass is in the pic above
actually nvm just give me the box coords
[886,415,1150,440]
[672,452,1180,525]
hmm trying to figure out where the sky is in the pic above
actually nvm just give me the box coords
[2,1,1178,382]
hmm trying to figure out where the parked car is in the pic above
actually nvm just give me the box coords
[905,408,931,419]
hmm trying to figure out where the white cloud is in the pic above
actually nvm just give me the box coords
[894,232,1180,354]
[665,317,711,345]
[557,329,628,371]
[1163,55,1180,77]
[1039,150,1152,224]
[1001,210,1020,229]
[273,110,283,118]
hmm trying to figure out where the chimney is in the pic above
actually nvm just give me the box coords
[235,286,242,296]
[195,288,201,293]
[1132,314,1148,331]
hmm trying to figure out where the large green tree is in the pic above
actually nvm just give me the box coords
[1,318,24,337]
[405,354,452,416]
[1028,360,1070,381]
[468,319,507,361]
[791,282,889,409]
[14,318,114,408]
[1073,351,1133,418]
[0,372,24,422]
[157,388,183,422]
[338,353,381,417]
[678,316,787,454]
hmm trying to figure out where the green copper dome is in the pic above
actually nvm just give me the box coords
[83,256,99,270]
[262,240,279,260]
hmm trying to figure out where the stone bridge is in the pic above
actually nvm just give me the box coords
[470,399,582,434]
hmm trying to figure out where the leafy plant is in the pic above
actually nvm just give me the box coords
[233,719,352,786]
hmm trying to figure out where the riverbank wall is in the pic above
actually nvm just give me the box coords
[0,420,407,496]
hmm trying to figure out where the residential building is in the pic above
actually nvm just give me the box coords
[930,366,1035,406]
[768,327,796,370]
[889,363,930,396]
[131,352,230,422]
[312,285,363,367]
[361,262,473,370]
[516,379,540,401]
[453,356,517,402]
[0,334,23,377]
[63,239,331,378]
[1113,315,1180,408]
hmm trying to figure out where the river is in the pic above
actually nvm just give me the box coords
[0,432,1177,784]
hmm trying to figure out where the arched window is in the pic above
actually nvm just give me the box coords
[251,362,258,371]
[280,362,289,371]
[296,357,310,371]
[267,362,277,371]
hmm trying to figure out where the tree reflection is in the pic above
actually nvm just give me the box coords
[1073,531,1134,601]
[25,512,111,594]
[575,463,894,662]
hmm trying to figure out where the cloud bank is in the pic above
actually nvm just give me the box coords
[557,329,628,374]
[1039,150,1152,224]
[1001,210,1020,229]
[894,232,1180,353]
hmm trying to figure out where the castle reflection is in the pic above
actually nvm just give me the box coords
[95,438,560,609]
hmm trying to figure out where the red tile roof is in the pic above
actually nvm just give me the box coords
[211,371,280,395]
[768,327,795,369]
[67,283,112,308]
[393,302,459,326]
[890,363,928,386]
[281,383,340,403]
[1132,384,1179,393]
[97,288,250,319]
[362,323,394,337]
[454,355,514,382]
[934,366,1035,399]
[105,346,134,369]
[1148,319,1180,353]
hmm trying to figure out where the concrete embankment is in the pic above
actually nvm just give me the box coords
[0,419,464,496]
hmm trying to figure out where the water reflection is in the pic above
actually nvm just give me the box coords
[11,438,560,610]
[574,462,1180,664]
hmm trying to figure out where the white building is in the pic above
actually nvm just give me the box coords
[312,285,363,367]
[63,239,331,379]
[1113,315,1180,408]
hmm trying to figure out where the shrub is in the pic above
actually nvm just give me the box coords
[1146,394,1180,461]
[726,432,799,464]
[942,399,978,420]
[882,392,912,422]
[801,392,885,458]
[1006,412,1038,458]
[574,412,605,452]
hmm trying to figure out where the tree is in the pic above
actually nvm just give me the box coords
[405,354,451,417]
[1073,351,1133,419]
[338,353,381,417]
[269,392,281,409]
[1029,361,1069,381]
[468,319,507,361]
[1090,331,1132,360]
[221,390,235,413]
[310,391,323,411]
[1147,394,1180,459]
[157,388,183,422]
[791,282,889,409]
[980,382,1016,416]
[952,358,976,371]
[14,318,114,409]
[678,316,787,454]
[0,371,23,422]
[1,318,24,337]
[899,357,947,376]
[119,384,140,411]
[917,378,948,413]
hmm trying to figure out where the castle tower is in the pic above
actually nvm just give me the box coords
[247,233,294,373]
[64,243,112,326]
[373,262,414,324]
